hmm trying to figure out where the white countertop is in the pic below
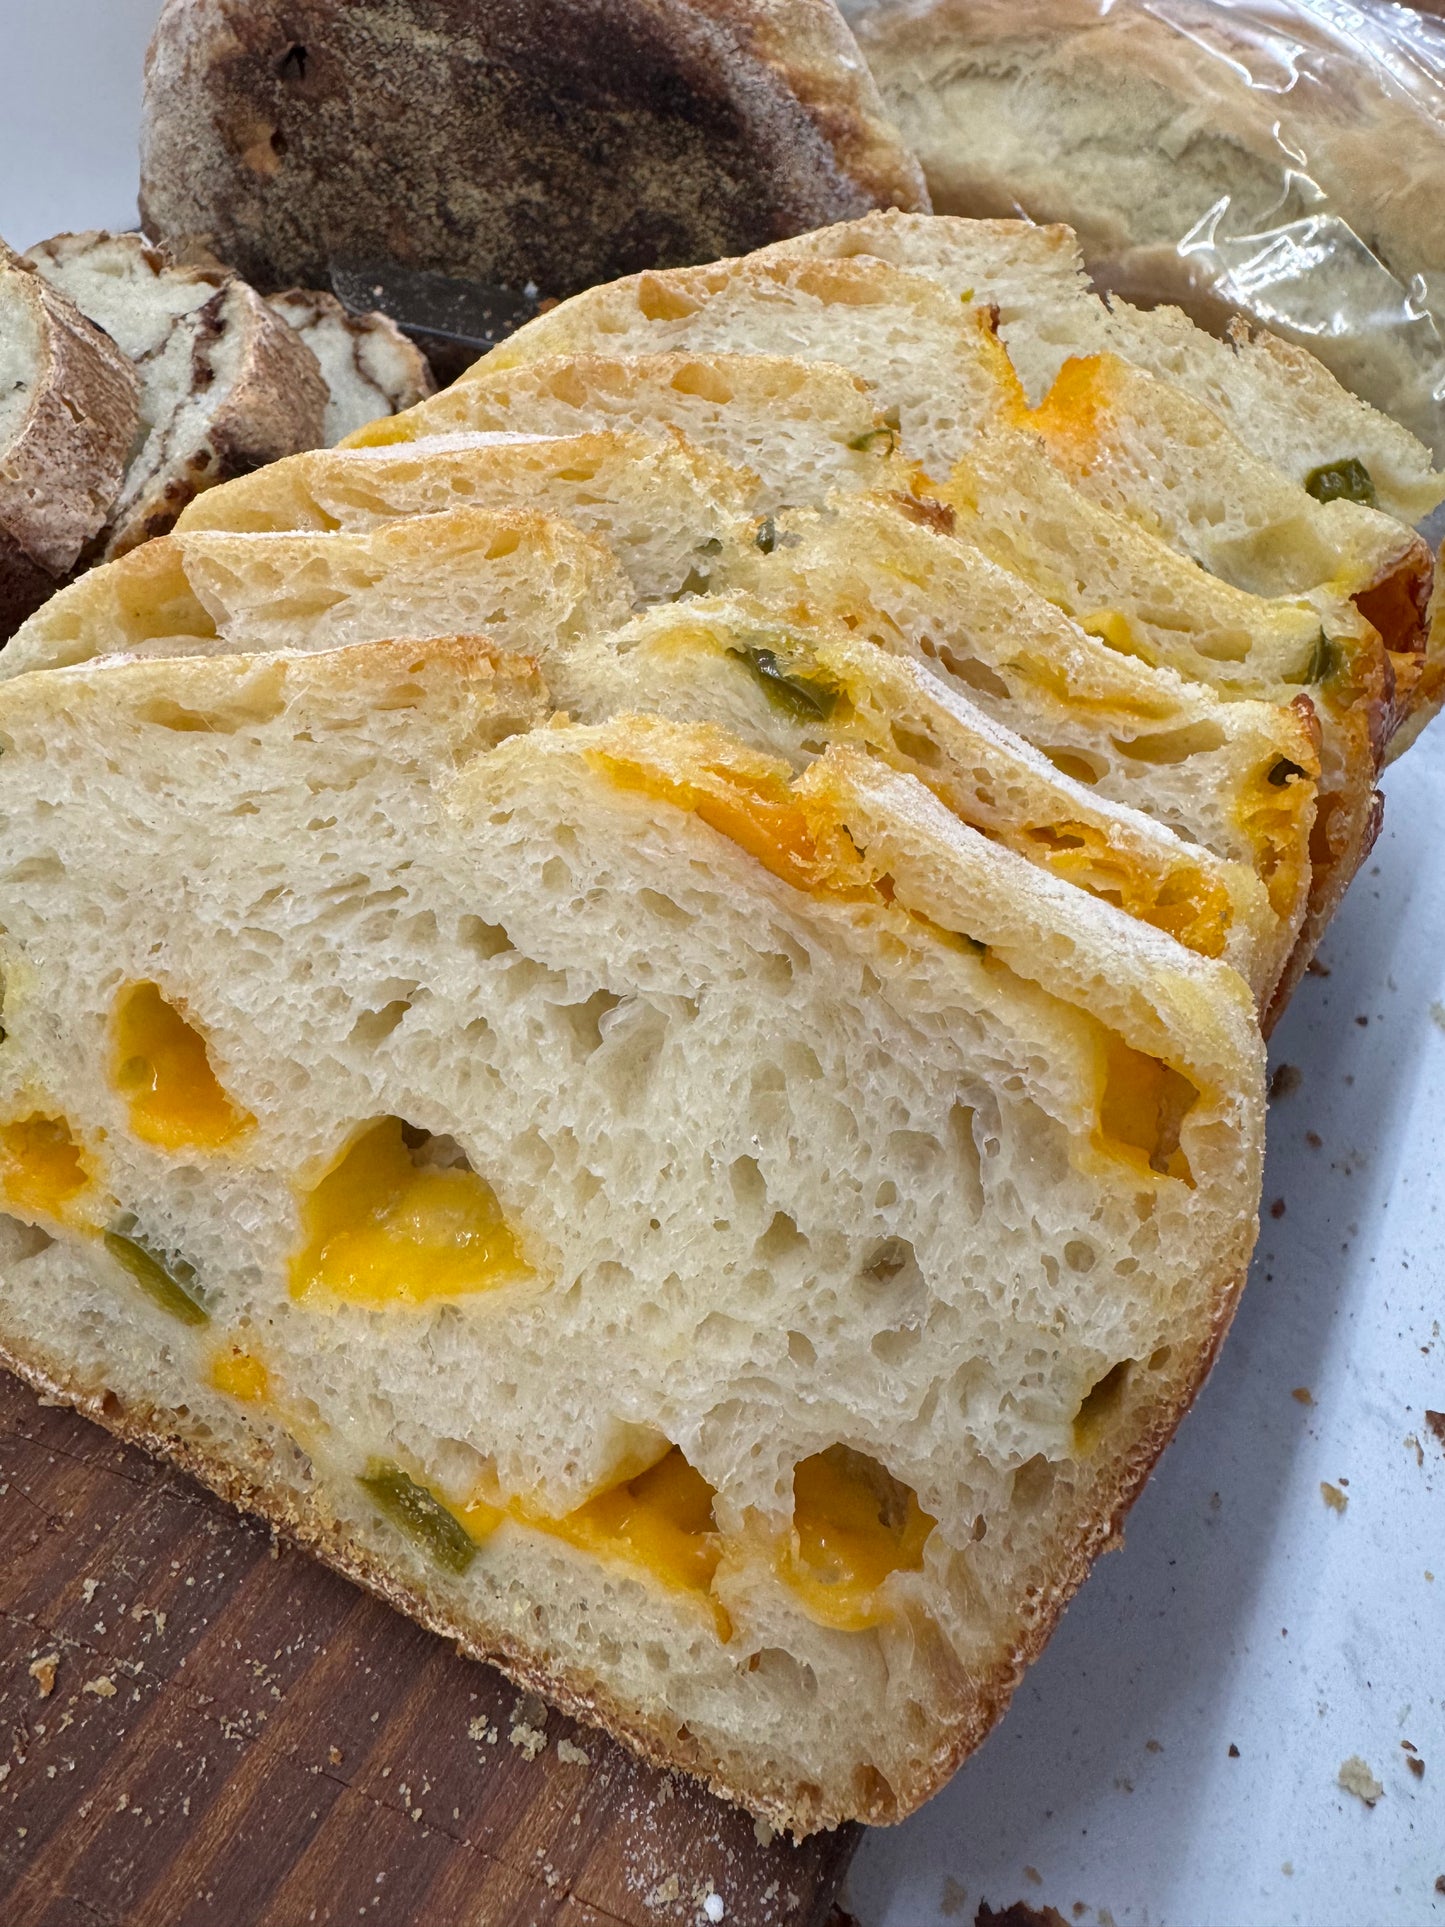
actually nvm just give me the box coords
[2,7,1441,1922]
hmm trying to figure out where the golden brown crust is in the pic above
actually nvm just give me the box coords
[139,0,928,302]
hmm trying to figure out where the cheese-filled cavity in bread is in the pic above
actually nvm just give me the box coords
[0,638,1264,1831]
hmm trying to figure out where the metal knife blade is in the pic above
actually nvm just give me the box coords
[329,260,543,379]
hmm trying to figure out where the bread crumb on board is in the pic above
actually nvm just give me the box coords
[556,1737,590,1767]
[27,1654,60,1699]
[82,1675,117,1699]
[1338,1757,1384,1807]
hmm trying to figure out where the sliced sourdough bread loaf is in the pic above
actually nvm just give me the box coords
[555,594,1288,1003]
[0,242,139,635]
[712,492,1318,936]
[24,230,327,558]
[0,494,1316,1006]
[463,253,1023,479]
[0,636,1264,1830]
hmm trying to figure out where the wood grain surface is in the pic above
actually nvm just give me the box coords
[0,1372,858,1927]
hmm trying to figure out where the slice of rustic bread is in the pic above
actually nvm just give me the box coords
[25,230,327,557]
[0,636,1264,1831]
[762,208,1445,524]
[267,290,435,444]
[0,241,139,634]
[174,428,760,603]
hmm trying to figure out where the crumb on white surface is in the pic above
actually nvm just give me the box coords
[1320,1482,1348,1514]
[1338,1756,1384,1807]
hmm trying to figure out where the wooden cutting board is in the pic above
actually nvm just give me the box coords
[0,1372,858,1927]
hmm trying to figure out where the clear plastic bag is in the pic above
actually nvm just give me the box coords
[842,0,1445,459]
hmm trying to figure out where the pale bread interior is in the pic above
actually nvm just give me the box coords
[0,639,1263,1830]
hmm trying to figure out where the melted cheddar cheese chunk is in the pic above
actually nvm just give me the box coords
[594,749,827,892]
[1096,1036,1197,1186]
[113,982,254,1152]
[0,1114,92,1223]
[542,1447,723,1596]
[209,1346,270,1405]
[782,1445,935,1631]
[291,1116,531,1307]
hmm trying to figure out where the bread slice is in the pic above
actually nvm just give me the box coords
[939,426,1387,1016]
[0,508,634,683]
[0,242,139,635]
[345,352,899,511]
[139,0,927,304]
[840,0,1445,468]
[0,635,1264,1830]
[173,429,760,602]
[0,485,1317,970]
[267,290,435,444]
[1027,353,1435,739]
[470,253,1022,479]
[713,492,1319,934]
[24,231,327,558]
[556,594,1288,1003]
[764,208,1445,524]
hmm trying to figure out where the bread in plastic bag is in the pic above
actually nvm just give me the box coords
[842,0,1445,462]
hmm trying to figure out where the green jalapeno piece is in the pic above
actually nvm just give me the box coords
[1304,459,1377,508]
[104,1230,210,1326]
[359,1460,477,1574]
[729,646,837,724]
[1290,632,1340,687]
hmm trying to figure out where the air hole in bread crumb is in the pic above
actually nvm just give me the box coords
[0,1215,55,1261]
[863,1236,917,1288]
[890,722,944,769]
[1149,1345,1173,1370]
[1042,747,1106,786]
[728,1156,766,1209]
[554,988,624,1057]
[871,1325,921,1368]
[638,887,691,927]
[1114,722,1227,764]
[348,999,414,1048]
[1064,1240,1097,1274]
[931,647,1010,702]
[757,1211,808,1263]
[788,1331,817,1369]
[458,914,515,959]
[1073,1361,1133,1453]
[1012,1455,1054,1512]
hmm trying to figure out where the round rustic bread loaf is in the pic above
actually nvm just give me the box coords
[139,0,929,300]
